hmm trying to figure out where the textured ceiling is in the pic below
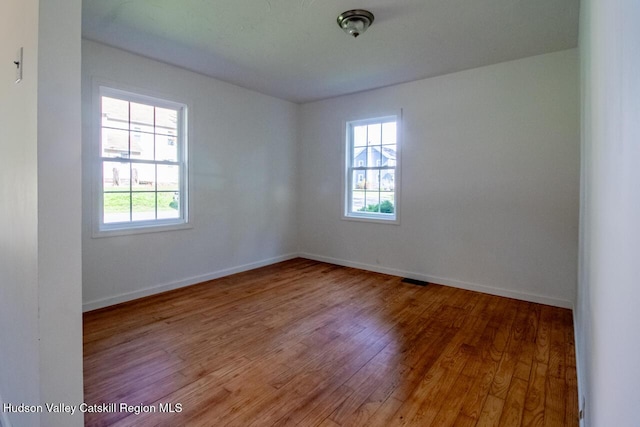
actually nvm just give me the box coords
[82,0,580,103]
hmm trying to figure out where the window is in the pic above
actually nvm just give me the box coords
[344,114,400,222]
[96,86,188,234]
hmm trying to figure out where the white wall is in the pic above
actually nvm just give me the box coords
[1,1,83,426]
[37,1,84,425]
[577,0,640,426]
[299,49,580,307]
[82,41,299,309]
[1,1,41,425]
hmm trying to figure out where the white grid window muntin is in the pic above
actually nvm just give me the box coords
[344,115,399,222]
[98,86,188,233]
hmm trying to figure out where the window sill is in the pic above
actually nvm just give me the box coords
[342,213,399,225]
[92,221,192,238]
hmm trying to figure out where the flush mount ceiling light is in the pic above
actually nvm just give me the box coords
[337,9,374,38]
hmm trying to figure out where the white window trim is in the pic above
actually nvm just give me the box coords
[341,110,402,225]
[92,80,192,237]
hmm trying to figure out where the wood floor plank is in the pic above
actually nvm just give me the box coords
[522,360,548,427]
[83,258,578,427]
[534,305,554,364]
[338,361,411,427]
[498,377,528,427]
[457,318,503,422]
[454,413,479,427]
[390,314,482,426]
[327,344,398,425]
[476,394,506,427]
[548,309,567,380]
[364,397,404,427]
[489,301,530,400]
[283,384,354,426]
[430,373,474,425]
[544,376,567,427]
[565,366,579,427]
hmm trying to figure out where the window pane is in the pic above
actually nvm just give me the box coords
[158,165,179,191]
[368,147,381,167]
[353,125,367,147]
[156,107,178,136]
[102,128,129,158]
[382,122,396,145]
[132,192,156,221]
[103,193,130,224]
[352,170,366,190]
[381,145,396,166]
[102,97,128,130]
[379,193,395,214]
[130,131,154,161]
[159,192,180,219]
[367,123,381,146]
[129,102,154,134]
[103,161,130,189]
[132,164,156,190]
[380,169,395,191]
[155,135,178,162]
[352,147,366,167]
[365,193,381,212]
[351,190,365,212]
[366,170,380,191]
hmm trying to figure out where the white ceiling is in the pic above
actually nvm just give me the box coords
[82,0,580,104]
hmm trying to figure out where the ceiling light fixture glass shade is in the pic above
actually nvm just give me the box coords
[337,9,374,38]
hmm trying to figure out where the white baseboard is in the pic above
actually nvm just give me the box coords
[83,251,573,312]
[82,253,298,312]
[299,252,573,309]
[573,307,586,427]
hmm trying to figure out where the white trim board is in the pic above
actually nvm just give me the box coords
[299,253,573,309]
[573,308,586,427]
[82,253,298,312]
[84,251,573,312]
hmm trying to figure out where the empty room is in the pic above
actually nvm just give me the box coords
[2,1,639,427]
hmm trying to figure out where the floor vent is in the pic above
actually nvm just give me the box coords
[401,278,429,287]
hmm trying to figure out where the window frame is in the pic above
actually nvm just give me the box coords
[92,82,191,237]
[342,111,402,224]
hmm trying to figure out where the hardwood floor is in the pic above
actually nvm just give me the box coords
[83,258,578,426]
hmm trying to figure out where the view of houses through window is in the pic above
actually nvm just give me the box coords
[345,116,398,221]
[99,88,187,229]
